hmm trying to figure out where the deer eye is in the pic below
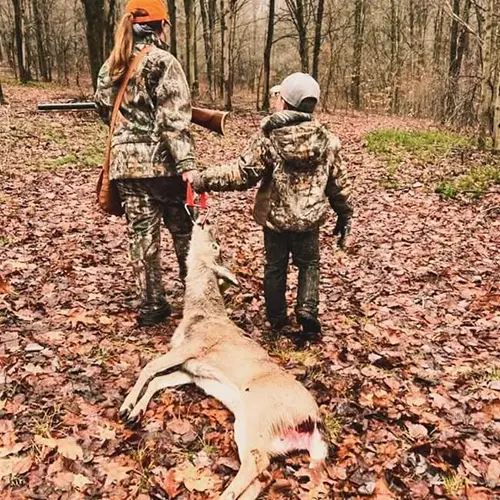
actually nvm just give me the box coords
[212,242,220,252]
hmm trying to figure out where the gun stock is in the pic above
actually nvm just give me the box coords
[37,102,228,135]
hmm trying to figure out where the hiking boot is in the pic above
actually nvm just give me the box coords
[297,310,322,341]
[269,316,289,332]
[137,302,172,327]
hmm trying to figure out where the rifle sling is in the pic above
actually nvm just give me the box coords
[104,46,153,177]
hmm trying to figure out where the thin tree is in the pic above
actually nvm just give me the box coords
[444,0,471,121]
[351,0,366,110]
[311,0,324,81]
[167,0,177,56]
[0,81,7,105]
[477,0,495,149]
[199,0,216,98]
[261,0,275,111]
[285,0,309,72]
[11,0,30,83]
[81,0,105,90]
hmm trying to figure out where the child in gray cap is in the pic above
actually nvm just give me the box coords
[187,73,353,342]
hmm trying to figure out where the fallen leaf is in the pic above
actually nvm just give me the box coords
[167,419,193,435]
[155,467,181,498]
[57,437,83,460]
[0,443,24,458]
[0,276,11,294]
[485,459,500,488]
[52,471,74,490]
[0,456,33,479]
[374,477,396,499]
[73,473,93,490]
[101,461,132,487]
[406,422,428,440]
[34,435,83,460]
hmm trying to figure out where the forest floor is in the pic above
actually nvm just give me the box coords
[0,82,499,500]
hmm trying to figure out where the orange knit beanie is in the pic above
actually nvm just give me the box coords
[126,0,168,23]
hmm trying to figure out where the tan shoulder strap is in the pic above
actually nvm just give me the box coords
[109,45,153,137]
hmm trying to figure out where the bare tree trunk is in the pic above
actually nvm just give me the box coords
[478,0,495,149]
[261,0,275,111]
[32,0,49,81]
[12,0,30,83]
[167,0,177,56]
[219,0,226,98]
[184,0,196,90]
[285,0,309,73]
[193,1,199,95]
[312,0,324,81]
[492,13,500,151]
[224,0,235,110]
[444,0,471,121]
[0,81,6,105]
[351,0,365,110]
[199,0,214,98]
[105,0,118,56]
[433,6,445,69]
[493,68,500,151]
[81,0,105,90]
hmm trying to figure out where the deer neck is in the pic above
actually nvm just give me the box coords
[184,262,227,318]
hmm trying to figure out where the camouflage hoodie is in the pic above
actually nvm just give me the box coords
[95,34,195,180]
[194,111,352,232]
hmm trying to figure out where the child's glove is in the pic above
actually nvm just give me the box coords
[333,215,351,249]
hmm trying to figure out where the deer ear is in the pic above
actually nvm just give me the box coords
[213,265,239,287]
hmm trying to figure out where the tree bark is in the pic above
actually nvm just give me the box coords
[312,0,324,81]
[12,0,30,83]
[478,0,495,149]
[81,0,105,90]
[0,81,7,105]
[285,0,309,72]
[224,0,236,110]
[166,0,177,56]
[261,0,275,111]
[32,0,49,81]
[351,0,365,110]
[219,0,226,98]
[105,0,118,56]
[199,0,214,97]
[184,0,196,90]
[444,0,471,121]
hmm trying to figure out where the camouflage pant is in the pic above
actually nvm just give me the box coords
[116,177,192,312]
[263,228,320,324]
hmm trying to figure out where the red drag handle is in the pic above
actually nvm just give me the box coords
[186,182,207,209]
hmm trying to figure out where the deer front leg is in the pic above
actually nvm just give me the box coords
[124,370,193,424]
[120,347,195,420]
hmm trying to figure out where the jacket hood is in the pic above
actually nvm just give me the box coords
[261,111,329,166]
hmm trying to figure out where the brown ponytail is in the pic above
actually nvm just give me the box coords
[108,13,135,83]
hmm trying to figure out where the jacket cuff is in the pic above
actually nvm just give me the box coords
[176,158,196,174]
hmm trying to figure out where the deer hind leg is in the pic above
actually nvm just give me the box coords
[124,370,193,424]
[120,347,195,420]
[219,448,270,500]
[220,415,270,500]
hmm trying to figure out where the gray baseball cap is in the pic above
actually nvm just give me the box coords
[272,73,320,109]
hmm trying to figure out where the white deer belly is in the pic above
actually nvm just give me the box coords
[195,377,241,414]
[184,359,241,414]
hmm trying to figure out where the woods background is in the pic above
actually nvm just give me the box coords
[0,0,499,147]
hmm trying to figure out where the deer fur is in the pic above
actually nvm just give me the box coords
[120,222,328,499]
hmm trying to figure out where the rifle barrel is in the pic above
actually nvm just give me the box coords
[37,102,97,111]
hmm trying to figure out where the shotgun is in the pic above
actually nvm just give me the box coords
[37,102,228,136]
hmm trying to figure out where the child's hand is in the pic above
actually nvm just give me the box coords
[182,170,198,184]
[334,215,351,249]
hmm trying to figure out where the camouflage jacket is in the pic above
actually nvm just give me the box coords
[194,111,352,232]
[95,34,195,180]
